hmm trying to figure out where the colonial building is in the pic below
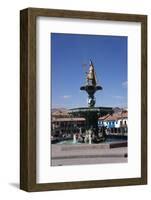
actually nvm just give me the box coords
[51,109,86,138]
[98,110,128,135]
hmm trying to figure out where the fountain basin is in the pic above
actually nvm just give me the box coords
[69,106,113,132]
[69,106,113,117]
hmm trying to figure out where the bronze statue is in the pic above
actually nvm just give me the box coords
[80,60,102,107]
[86,60,97,86]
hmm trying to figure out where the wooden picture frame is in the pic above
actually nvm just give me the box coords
[20,7,147,192]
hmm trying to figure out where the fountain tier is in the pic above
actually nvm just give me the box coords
[69,107,113,131]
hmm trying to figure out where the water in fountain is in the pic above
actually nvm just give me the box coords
[73,134,77,144]
[88,130,92,144]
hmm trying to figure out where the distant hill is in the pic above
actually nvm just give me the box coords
[51,108,68,113]
[113,107,127,113]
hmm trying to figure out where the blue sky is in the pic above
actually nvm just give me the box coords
[51,33,127,109]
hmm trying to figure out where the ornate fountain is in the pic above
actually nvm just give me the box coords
[69,60,113,143]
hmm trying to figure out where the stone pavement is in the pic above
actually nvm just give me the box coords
[51,143,128,166]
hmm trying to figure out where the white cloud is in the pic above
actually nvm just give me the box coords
[113,95,124,99]
[122,81,128,88]
[62,95,71,99]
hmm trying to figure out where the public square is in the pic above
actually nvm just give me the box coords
[51,142,127,166]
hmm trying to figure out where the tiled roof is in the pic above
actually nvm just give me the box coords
[117,111,127,119]
[99,110,128,121]
[99,114,110,120]
[52,117,85,122]
[52,110,69,117]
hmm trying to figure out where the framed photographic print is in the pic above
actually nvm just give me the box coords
[20,8,147,191]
